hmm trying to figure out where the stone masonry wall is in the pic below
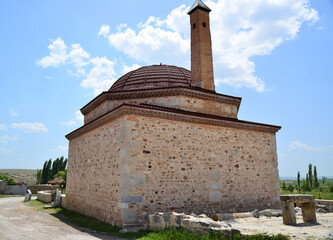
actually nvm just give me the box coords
[66,117,126,226]
[37,191,53,203]
[118,115,280,224]
[67,113,279,226]
[84,96,238,124]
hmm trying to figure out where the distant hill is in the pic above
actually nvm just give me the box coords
[0,169,37,184]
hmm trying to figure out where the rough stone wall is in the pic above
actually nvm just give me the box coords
[66,117,125,226]
[118,115,280,224]
[37,191,53,203]
[84,96,238,124]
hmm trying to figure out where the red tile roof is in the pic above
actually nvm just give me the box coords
[48,178,65,185]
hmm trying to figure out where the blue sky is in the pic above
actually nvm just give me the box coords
[0,0,332,178]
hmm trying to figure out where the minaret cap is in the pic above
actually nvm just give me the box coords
[187,0,211,15]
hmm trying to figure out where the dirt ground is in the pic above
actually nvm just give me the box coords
[225,212,333,240]
[0,197,332,240]
[0,197,123,240]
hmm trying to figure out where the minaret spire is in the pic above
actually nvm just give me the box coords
[188,0,215,91]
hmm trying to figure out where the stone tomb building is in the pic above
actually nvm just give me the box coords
[66,0,281,227]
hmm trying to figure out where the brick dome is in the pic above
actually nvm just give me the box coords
[109,65,192,92]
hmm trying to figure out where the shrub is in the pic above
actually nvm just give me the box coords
[317,187,322,199]
[0,175,15,184]
[329,185,333,193]
[282,181,286,190]
[287,184,294,192]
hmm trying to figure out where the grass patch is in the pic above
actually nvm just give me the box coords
[135,227,289,240]
[25,200,289,240]
[0,194,22,198]
[53,208,121,234]
[24,199,52,210]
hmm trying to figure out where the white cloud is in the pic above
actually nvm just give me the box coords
[38,0,318,94]
[68,44,90,69]
[104,0,318,92]
[52,145,68,153]
[37,38,68,68]
[122,64,141,75]
[98,24,110,37]
[0,124,7,131]
[59,120,76,126]
[10,110,18,117]
[80,57,116,95]
[38,38,118,95]
[207,0,318,91]
[0,135,18,144]
[75,110,84,124]
[117,23,128,32]
[60,110,84,127]
[11,123,48,133]
[289,141,333,152]
[38,39,89,76]
[108,25,189,65]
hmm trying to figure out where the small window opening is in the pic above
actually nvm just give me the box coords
[202,22,207,28]
[192,23,196,29]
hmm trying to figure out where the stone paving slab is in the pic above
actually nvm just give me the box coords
[225,212,333,240]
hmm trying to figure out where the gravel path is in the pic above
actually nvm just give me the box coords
[0,197,124,240]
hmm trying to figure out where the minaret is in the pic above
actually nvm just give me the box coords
[188,0,215,91]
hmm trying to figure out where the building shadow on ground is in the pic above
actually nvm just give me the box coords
[49,208,151,240]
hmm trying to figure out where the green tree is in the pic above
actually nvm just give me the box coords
[46,159,52,182]
[53,170,67,188]
[41,161,48,184]
[322,176,326,185]
[51,158,57,178]
[36,169,42,184]
[308,164,313,189]
[62,158,68,170]
[314,166,319,188]
[297,171,301,189]
[39,156,68,184]
[287,184,294,192]
[302,179,311,192]
[282,181,286,190]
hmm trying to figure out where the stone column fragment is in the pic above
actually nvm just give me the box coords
[301,202,317,223]
[281,200,296,225]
